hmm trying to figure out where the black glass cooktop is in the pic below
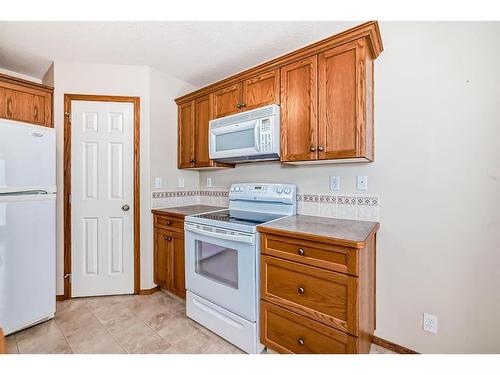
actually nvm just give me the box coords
[194,209,285,227]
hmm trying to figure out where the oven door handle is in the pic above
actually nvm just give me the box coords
[185,223,255,245]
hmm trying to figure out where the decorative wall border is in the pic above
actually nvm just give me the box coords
[297,193,378,206]
[152,190,229,199]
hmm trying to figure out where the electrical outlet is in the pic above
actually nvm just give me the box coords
[330,176,340,191]
[356,176,368,191]
[178,177,185,188]
[206,177,212,188]
[423,313,438,334]
[154,177,162,189]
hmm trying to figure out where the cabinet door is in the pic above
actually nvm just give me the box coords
[170,232,186,299]
[280,56,318,161]
[154,229,170,289]
[32,92,51,126]
[178,101,195,168]
[193,95,212,167]
[212,83,242,118]
[4,88,34,123]
[242,70,279,111]
[318,41,362,159]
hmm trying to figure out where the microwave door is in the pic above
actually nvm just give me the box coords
[210,120,260,159]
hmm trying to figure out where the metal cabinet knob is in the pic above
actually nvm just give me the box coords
[297,248,305,255]
[298,287,305,294]
[241,103,246,108]
[121,204,130,211]
[164,236,172,241]
[297,338,305,346]
[310,146,316,152]
[318,146,324,151]
[236,103,242,109]
[164,221,171,225]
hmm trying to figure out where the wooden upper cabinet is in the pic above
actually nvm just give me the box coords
[212,83,242,118]
[177,96,234,169]
[280,56,318,162]
[319,40,364,160]
[242,70,279,111]
[194,95,212,167]
[178,101,195,168]
[0,73,53,127]
[176,22,382,166]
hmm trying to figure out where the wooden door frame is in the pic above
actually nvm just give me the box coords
[63,94,141,299]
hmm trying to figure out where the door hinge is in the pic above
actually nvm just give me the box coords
[64,111,71,124]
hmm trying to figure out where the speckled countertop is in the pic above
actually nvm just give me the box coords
[258,214,380,249]
[151,205,225,219]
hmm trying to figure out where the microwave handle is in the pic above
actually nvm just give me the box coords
[254,122,261,152]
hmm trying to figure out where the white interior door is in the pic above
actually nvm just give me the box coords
[71,101,134,297]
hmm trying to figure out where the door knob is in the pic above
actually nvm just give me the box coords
[298,287,305,294]
[121,204,130,211]
[236,103,242,109]
[310,146,316,152]
[297,248,305,255]
[318,146,324,151]
[240,103,246,108]
[164,236,172,241]
[297,338,305,346]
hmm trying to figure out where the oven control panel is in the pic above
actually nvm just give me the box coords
[229,183,296,204]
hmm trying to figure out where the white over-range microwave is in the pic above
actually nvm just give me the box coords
[209,104,280,163]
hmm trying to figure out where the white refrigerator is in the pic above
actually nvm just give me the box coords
[0,118,56,335]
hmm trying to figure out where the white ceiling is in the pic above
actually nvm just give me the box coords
[0,21,359,87]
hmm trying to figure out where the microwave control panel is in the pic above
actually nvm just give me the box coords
[259,118,273,152]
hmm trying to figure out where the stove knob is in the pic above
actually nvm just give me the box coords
[284,188,291,194]
[236,187,242,192]
[230,187,235,192]
[276,187,283,194]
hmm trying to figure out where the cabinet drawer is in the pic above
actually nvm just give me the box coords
[261,255,357,335]
[260,300,357,354]
[261,233,358,276]
[153,214,184,232]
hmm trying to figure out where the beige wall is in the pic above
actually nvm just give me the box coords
[149,67,198,192]
[51,62,196,293]
[199,22,500,353]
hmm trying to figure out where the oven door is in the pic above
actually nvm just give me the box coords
[185,222,257,322]
[209,119,261,160]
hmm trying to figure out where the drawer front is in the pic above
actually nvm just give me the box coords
[260,300,357,354]
[261,255,358,335]
[153,214,184,232]
[262,233,358,276]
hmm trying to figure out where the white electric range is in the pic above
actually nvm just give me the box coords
[184,183,296,353]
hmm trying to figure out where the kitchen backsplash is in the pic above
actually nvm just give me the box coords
[152,190,379,221]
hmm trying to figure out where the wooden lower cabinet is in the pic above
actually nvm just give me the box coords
[153,214,186,299]
[261,301,357,354]
[260,232,376,354]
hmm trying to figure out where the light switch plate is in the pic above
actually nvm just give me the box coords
[154,177,162,189]
[178,177,185,188]
[330,176,340,191]
[356,176,368,191]
[206,177,212,188]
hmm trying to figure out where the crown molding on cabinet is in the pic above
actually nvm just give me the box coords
[175,21,383,105]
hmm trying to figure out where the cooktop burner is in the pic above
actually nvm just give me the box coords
[193,209,285,227]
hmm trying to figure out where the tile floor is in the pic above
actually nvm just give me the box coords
[6,291,394,354]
